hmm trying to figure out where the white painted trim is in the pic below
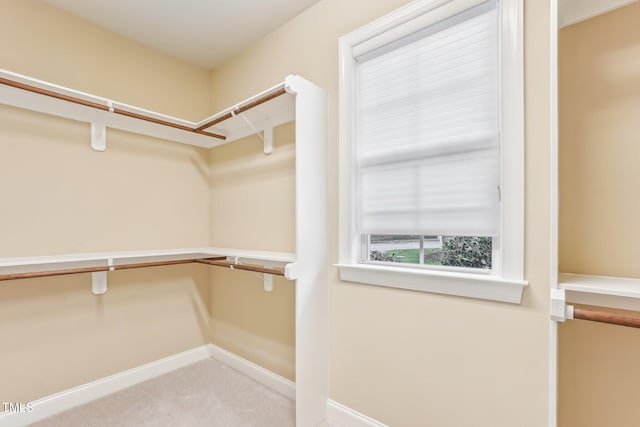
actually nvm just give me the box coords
[499,0,525,282]
[327,400,389,427]
[549,1,559,426]
[337,263,526,303]
[207,344,296,400]
[548,320,558,427]
[0,345,212,427]
[549,0,559,292]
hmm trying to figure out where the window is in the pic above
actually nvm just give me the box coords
[337,0,527,303]
[365,235,494,272]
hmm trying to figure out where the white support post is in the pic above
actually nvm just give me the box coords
[286,75,329,427]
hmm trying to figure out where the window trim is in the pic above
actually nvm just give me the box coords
[337,0,527,304]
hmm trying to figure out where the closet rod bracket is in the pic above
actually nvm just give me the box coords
[550,288,574,322]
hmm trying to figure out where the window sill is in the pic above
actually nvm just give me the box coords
[336,263,527,304]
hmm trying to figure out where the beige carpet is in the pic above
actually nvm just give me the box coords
[30,359,295,427]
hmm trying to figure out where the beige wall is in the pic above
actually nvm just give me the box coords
[0,0,213,402]
[559,1,640,278]
[209,123,296,380]
[208,0,552,425]
[558,3,640,426]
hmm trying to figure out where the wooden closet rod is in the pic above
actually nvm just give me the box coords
[195,85,288,131]
[194,258,286,277]
[0,257,226,282]
[0,256,288,282]
[573,307,640,329]
[0,76,226,140]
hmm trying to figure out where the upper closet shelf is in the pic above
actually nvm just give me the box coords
[196,82,295,149]
[0,247,297,281]
[559,273,640,311]
[0,68,295,151]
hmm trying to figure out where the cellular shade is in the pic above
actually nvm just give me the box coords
[355,0,500,237]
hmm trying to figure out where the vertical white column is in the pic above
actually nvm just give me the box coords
[549,0,560,426]
[286,75,329,427]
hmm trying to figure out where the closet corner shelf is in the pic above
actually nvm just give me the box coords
[0,68,296,149]
[558,272,640,311]
[0,247,297,282]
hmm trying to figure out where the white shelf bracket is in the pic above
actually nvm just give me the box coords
[91,257,114,295]
[232,109,274,155]
[92,271,107,295]
[263,124,273,155]
[91,109,108,151]
[264,274,274,292]
[550,288,574,322]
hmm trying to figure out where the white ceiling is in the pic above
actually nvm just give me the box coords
[44,0,321,69]
[559,0,639,28]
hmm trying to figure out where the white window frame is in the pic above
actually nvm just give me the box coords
[336,0,527,304]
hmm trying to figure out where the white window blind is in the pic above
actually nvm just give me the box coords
[355,0,499,237]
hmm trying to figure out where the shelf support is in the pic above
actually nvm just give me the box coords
[263,124,273,155]
[231,109,274,155]
[92,271,107,295]
[264,274,274,292]
[91,111,107,151]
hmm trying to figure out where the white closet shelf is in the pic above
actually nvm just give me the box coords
[199,82,295,145]
[0,247,297,280]
[559,273,640,298]
[0,68,296,150]
[558,272,640,311]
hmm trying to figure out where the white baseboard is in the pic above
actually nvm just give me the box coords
[0,345,211,427]
[0,343,386,427]
[327,400,388,427]
[207,343,296,400]
[205,345,386,426]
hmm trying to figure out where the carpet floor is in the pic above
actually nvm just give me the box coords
[29,358,295,427]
